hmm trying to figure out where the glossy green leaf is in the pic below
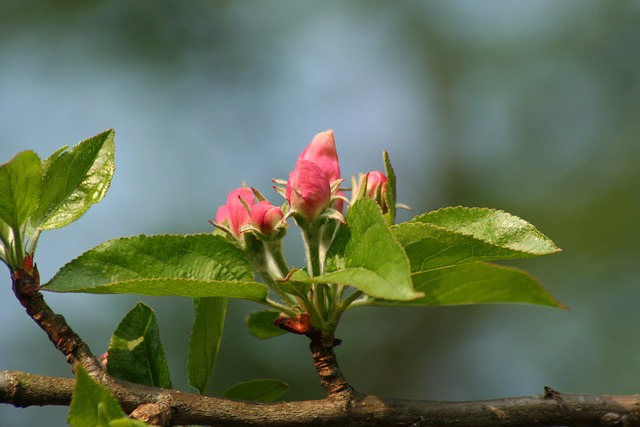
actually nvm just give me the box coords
[245,310,287,339]
[35,129,115,230]
[223,378,288,402]
[372,262,564,308]
[42,234,268,302]
[409,207,559,256]
[107,302,172,388]
[314,198,421,301]
[188,297,227,394]
[0,150,41,230]
[392,220,558,274]
[68,365,126,427]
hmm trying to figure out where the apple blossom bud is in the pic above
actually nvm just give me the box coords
[354,171,388,213]
[250,201,284,235]
[286,159,331,222]
[299,130,341,184]
[215,187,255,237]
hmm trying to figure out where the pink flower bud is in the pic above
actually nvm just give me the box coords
[299,130,341,184]
[216,187,255,237]
[250,200,284,235]
[286,159,331,222]
[354,171,388,213]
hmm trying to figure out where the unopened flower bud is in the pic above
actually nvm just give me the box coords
[286,159,331,222]
[250,201,284,235]
[214,187,255,238]
[354,171,388,213]
[299,130,341,184]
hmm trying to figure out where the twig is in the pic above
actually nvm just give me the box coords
[2,370,640,426]
[10,265,102,378]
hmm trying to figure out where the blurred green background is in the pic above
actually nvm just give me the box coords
[2,1,640,425]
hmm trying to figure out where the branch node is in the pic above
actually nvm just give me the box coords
[543,385,561,401]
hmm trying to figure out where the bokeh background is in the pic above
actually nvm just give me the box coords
[2,1,640,425]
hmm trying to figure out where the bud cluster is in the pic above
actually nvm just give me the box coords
[211,130,401,335]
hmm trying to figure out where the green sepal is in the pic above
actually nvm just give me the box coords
[382,150,397,226]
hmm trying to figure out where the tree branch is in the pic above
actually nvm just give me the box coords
[7,265,640,426]
[2,370,640,426]
[10,264,103,379]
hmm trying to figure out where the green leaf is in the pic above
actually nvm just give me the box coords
[392,220,557,274]
[409,207,559,256]
[223,378,288,402]
[68,365,125,427]
[314,198,421,301]
[382,150,397,226]
[35,129,115,230]
[0,150,42,229]
[371,262,564,308]
[188,297,227,394]
[42,234,268,302]
[107,302,172,388]
[245,310,287,339]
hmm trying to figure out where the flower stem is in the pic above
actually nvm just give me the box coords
[301,224,322,277]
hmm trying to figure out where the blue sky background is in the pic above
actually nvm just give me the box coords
[2,1,640,425]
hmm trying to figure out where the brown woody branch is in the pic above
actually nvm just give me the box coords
[10,264,103,379]
[2,370,640,426]
[6,265,640,426]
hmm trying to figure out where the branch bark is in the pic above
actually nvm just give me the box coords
[10,264,103,379]
[6,265,640,426]
[2,370,640,426]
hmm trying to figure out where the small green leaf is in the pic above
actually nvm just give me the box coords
[317,198,421,301]
[372,262,564,308]
[245,310,287,339]
[188,297,227,394]
[68,365,125,427]
[223,378,288,402]
[42,234,268,302]
[382,150,397,226]
[0,150,42,229]
[35,129,115,230]
[107,302,172,388]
